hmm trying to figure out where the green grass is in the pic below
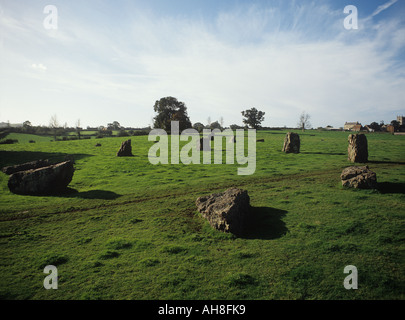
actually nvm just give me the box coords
[1,133,54,143]
[0,130,404,300]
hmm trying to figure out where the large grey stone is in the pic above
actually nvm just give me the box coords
[341,165,377,189]
[282,132,300,153]
[348,134,368,163]
[117,139,133,156]
[2,159,52,175]
[8,161,75,195]
[196,188,251,236]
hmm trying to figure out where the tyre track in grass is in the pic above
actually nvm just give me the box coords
[1,162,403,221]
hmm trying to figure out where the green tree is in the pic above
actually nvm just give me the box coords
[368,122,380,131]
[192,122,205,133]
[23,120,32,133]
[153,97,192,132]
[390,120,400,132]
[210,121,222,130]
[107,121,121,130]
[241,107,265,129]
[23,120,32,128]
[230,124,243,130]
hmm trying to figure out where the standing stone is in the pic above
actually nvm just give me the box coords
[348,134,368,163]
[196,188,250,236]
[117,139,133,156]
[8,161,74,195]
[282,132,300,153]
[341,166,377,189]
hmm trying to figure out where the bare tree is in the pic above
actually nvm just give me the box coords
[219,116,224,128]
[207,116,211,127]
[49,114,59,128]
[298,111,311,131]
[76,119,82,139]
[49,114,59,141]
[150,116,154,129]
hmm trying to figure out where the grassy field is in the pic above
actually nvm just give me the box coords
[0,130,404,300]
[1,133,54,143]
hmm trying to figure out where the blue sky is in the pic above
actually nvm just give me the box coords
[0,0,404,128]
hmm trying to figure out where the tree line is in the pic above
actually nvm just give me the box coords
[366,120,404,132]
[152,96,313,132]
[1,117,150,141]
[152,96,269,132]
[2,96,315,142]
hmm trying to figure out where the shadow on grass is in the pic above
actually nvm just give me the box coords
[377,182,405,194]
[301,152,345,156]
[241,206,288,240]
[60,188,122,200]
[0,150,93,168]
[5,187,121,200]
[368,160,405,165]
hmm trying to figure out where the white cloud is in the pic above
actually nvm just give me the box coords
[372,0,398,17]
[116,4,405,128]
[0,1,404,128]
[31,63,47,71]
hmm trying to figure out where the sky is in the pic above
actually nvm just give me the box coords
[0,0,404,129]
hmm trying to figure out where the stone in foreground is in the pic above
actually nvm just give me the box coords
[282,132,300,153]
[195,188,250,236]
[117,139,133,156]
[348,133,368,163]
[2,159,52,175]
[341,165,377,189]
[8,161,75,195]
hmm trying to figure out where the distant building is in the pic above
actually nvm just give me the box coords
[344,122,361,131]
[352,124,362,131]
[397,115,404,126]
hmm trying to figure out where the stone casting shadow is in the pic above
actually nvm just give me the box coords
[241,206,288,240]
[61,188,122,200]
[377,182,405,194]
